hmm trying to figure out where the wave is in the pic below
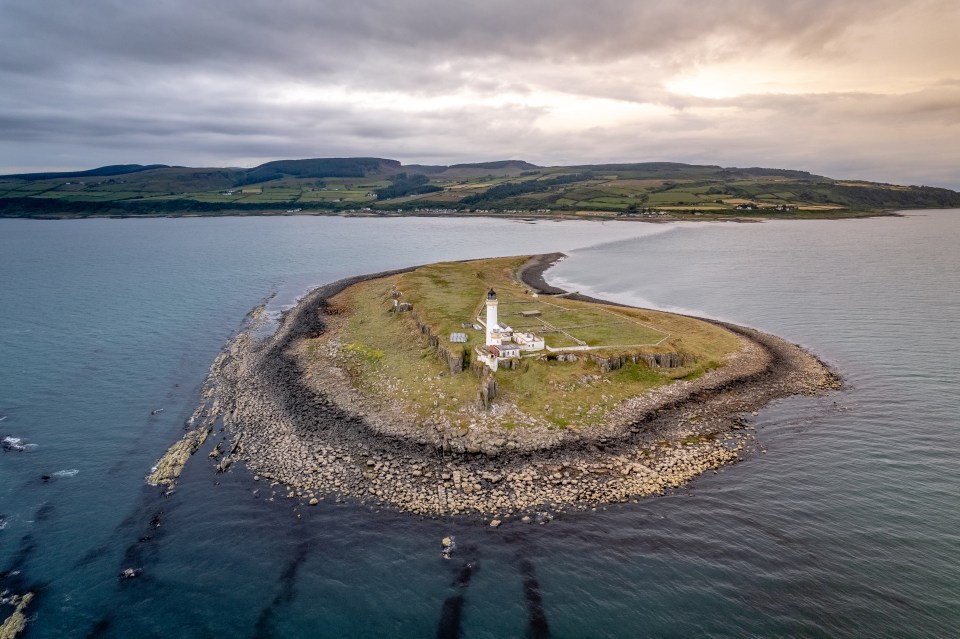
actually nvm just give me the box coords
[2,436,25,451]
[543,276,737,323]
[566,222,685,254]
[53,469,79,477]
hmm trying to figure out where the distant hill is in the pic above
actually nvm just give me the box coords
[2,156,958,218]
[2,164,173,181]
[404,160,541,179]
[448,160,540,171]
[237,157,403,185]
[569,162,719,173]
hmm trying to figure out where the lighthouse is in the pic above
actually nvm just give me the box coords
[485,288,500,346]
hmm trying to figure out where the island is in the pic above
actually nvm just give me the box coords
[149,254,840,517]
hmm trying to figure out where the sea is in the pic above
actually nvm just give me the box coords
[1,212,957,638]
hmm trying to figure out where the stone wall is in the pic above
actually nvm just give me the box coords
[407,308,466,374]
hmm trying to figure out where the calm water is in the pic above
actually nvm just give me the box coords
[1,212,957,638]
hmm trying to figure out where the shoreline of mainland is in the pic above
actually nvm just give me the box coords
[151,253,841,518]
[4,208,901,223]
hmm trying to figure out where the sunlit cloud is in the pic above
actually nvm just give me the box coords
[0,0,958,187]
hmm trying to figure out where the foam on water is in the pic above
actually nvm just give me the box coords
[2,436,26,451]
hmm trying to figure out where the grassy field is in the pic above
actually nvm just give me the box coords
[314,257,742,429]
[391,257,674,354]
[5,158,957,217]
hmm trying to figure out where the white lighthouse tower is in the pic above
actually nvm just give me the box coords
[485,288,500,346]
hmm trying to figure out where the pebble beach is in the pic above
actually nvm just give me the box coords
[152,255,840,518]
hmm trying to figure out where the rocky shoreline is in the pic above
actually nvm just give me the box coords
[154,254,840,517]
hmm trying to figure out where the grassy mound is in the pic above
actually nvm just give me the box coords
[311,256,741,430]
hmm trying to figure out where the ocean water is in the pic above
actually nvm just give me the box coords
[1,212,957,638]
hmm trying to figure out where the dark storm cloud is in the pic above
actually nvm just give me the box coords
[0,0,903,84]
[0,0,957,187]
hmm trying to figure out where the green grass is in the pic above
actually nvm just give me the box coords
[308,256,743,430]
[7,160,951,217]
[395,258,675,354]
[344,342,385,362]
[646,191,703,204]
[317,278,480,424]
[298,191,372,202]
[498,297,668,349]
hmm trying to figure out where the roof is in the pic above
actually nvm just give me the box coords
[487,288,497,300]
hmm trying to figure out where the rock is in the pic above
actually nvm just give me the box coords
[119,567,141,580]
[147,424,212,487]
[309,497,319,505]
[489,519,502,527]
[441,535,456,558]
[0,592,33,638]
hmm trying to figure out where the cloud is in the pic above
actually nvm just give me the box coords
[0,0,958,188]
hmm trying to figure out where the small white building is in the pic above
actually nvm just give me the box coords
[491,343,520,358]
[514,332,545,351]
[475,345,499,371]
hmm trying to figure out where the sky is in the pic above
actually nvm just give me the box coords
[2,0,959,188]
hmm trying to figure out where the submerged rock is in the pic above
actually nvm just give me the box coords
[0,592,34,639]
[147,425,211,486]
[118,567,141,580]
[441,535,456,559]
